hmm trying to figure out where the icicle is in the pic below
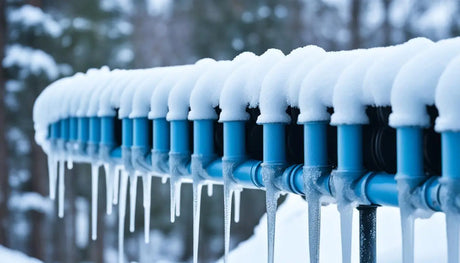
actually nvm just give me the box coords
[58,160,65,218]
[400,212,415,263]
[262,167,281,263]
[91,163,99,240]
[446,213,460,263]
[308,201,321,263]
[67,156,73,170]
[104,164,115,215]
[192,182,203,263]
[234,189,241,223]
[47,153,58,200]
[129,173,138,232]
[118,171,129,263]
[169,178,182,223]
[142,174,152,243]
[207,183,213,197]
[113,166,120,205]
[161,175,168,184]
[338,204,353,263]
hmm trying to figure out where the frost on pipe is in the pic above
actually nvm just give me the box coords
[435,55,460,263]
[390,37,460,263]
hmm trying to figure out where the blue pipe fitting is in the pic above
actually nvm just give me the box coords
[101,117,116,146]
[121,118,134,170]
[69,117,78,142]
[50,122,61,140]
[151,118,170,175]
[223,121,246,161]
[78,117,89,143]
[89,117,101,144]
[60,118,70,141]
[169,120,191,177]
[263,123,286,165]
[191,119,219,183]
[131,117,152,173]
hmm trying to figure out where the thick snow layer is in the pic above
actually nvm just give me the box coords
[389,37,460,128]
[257,46,325,124]
[76,67,111,117]
[435,54,460,132]
[129,66,172,118]
[224,195,447,263]
[330,47,387,125]
[97,69,136,117]
[166,58,216,121]
[87,69,124,117]
[118,69,153,118]
[286,47,326,108]
[8,5,62,37]
[0,246,42,263]
[219,49,284,122]
[298,49,365,123]
[189,52,256,120]
[148,65,193,119]
[363,38,433,107]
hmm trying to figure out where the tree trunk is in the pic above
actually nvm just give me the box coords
[0,0,10,247]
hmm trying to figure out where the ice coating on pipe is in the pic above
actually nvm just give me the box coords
[286,46,326,108]
[389,37,460,128]
[435,54,460,132]
[298,49,365,123]
[219,49,284,122]
[257,46,323,124]
[148,65,193,119]
[331,48,387,125]
[166,58,216,121]
[363,37,433,106]
[189,52,256,120]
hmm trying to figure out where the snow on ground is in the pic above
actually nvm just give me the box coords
[0,246,42,263]
[224,195,446,263]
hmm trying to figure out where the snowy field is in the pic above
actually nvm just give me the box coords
[225,195,446,263]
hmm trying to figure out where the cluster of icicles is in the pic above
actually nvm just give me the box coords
[34,36,460,263]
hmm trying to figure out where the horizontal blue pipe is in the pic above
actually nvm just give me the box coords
[170,120,190,154]
[69,117,78,141]
[364,172,398,207]
[194,120,214,156]
[304,122,328,166]
[154,118,170,152]
[101,117,115,146]
[78,117,89,143]
[133,117,149,148]
[89,117,101,144]
[122,118,133,147]
[442,132,460,180]
[263,123,286,164]
[337,125,363,171]
[60,118,69,141]
[223,121,246,161]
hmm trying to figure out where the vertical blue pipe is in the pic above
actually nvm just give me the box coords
[122,118,133,147]
[78,117,89,143]
[89,117,101,144]
[337,125,363,171]
[154,118,170,152]
[397,127,424,178]
[442,132,460,180]
[170,120,189,154]
[60,118,69,141]
[133,117,148,147]
[304,122,328,166]
[194,120,214,156]
[101,117,115,146]
[223,121,246,160]
[69,117,78,142]
[263,123,286,164]
[50,122,61,139]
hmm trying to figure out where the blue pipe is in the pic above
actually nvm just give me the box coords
[122,118,133,148]
[442,132,460,180]
[78,117,89,143]
[223,121,246,161]
[304,122,328,166]
[397,127,424,180]
[101,117,116,146]
[89,117,101,144]
[133,117,149,148]
[154,118,170,152]
[69,117,78,142]
[337,125,363,171]
[170,120,190,154]
[50,122,60,139]
[60,118,69,141]
[194,120,214,156]
[263,123,286,164]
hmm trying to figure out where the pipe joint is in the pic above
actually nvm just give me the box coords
[438,177,460,214]
[396,175,434,218]
[151,149,169,175]
[169,152,191,179]
[121,146,134,172]
[131,146,153,174]
[261,163,289,193]
[331,169,370,206]
[191,154,219,183]
[303,165,333,201]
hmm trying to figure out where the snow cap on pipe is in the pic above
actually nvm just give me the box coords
[363,37,434,106]
[97,69,134,117]
[166,58,216,121]
[286,46,326,108]
[129,66,177,118]
[219,48,284,122]
[257,45,325,124]
[330,47,388,125]
[297,49,365,123]
[435,54,460,132]
[118,69,153,118]
[148,65,194,119]
[55,72,86,121]
[76,66,111,117]
[87,69,124,117]
[389,37,460,128]
[188,52,257,120]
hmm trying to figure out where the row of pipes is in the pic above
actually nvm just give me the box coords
[34,36,460,263]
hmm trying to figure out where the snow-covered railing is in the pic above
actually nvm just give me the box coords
[33,37,460,263]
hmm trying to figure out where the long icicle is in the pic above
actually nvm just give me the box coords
[142,174,152,243]
[113,166,120,205]
[308,201,321,263]
[192,182,203,263]
[338,204,353,263]
[118,171,129,263]
[104,164,115,215]
[58,160,65,218]
[207,183,213,197]
[234,189,241,223]
[262,166,282,263]
[129,172,138,232]
[400,211,415,263]
[47,153,57,200]
[223,161,235,263]
[91,163,99,240]
[67,156,73,170]
[446,213,460,263]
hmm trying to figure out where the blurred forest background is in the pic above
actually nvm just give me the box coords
[0,0,458,262]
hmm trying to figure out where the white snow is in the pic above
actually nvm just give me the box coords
[389,37,460,128]
[0,246,42,263]
[97,70,136,117]
[76,67,111,117]
[219,49,284,122]
[257,46,325,124]
[189,52,256,121]
[8,192,53,213]
[224,195,447,263]
[118,69,152,118]
[166,58,216,121]
[298,49,365,123]
[363,37,434,107]
[435,53,460,132]
[8,5,62,37]
[87,69,125,117]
